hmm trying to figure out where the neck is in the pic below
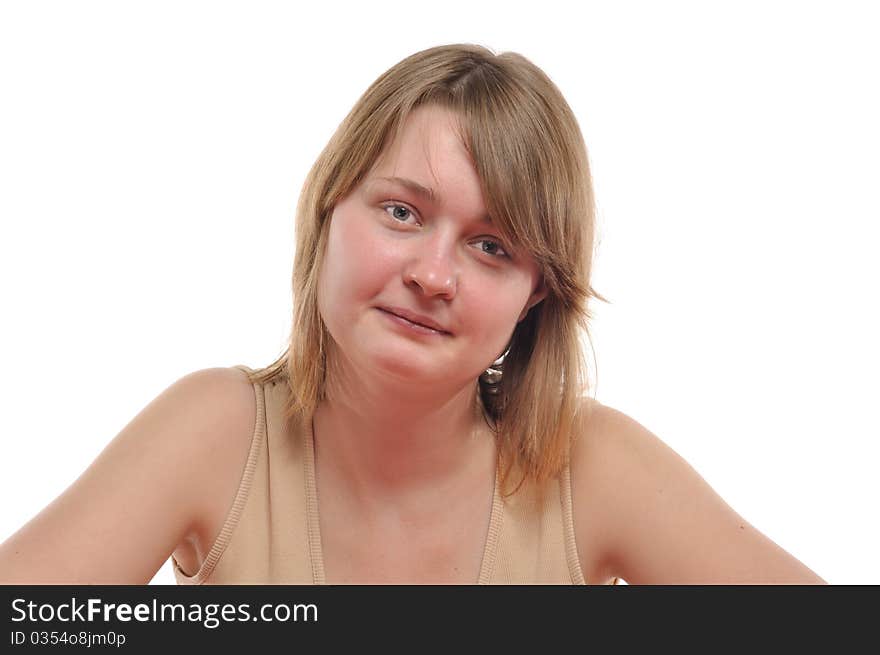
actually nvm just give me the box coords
[311,347,495,511]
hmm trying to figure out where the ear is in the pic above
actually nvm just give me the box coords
[517,279,548,323]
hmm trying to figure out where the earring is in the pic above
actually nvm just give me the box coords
[481,366,502,385]
[492,346,511,367]
[480,346,510,389]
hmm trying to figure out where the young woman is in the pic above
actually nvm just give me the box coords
[0,44,826,585]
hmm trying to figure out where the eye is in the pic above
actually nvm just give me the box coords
[381,202,419,225]
[381,201,510,260]
[473,238,509,259]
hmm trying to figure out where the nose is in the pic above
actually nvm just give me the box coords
[403,233,458,299]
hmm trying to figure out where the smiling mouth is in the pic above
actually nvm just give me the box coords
[377,308,451,335]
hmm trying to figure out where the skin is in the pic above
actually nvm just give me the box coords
[307,103,827,584]
[303,104,557,582]
[313,104,546,519]
[0,104,826,585]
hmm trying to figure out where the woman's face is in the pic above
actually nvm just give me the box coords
[317,104,547,388]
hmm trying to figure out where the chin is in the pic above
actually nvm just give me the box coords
[370,353,432,381]
[360,342,451,381]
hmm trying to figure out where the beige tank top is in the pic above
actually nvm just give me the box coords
[172,365,589,584]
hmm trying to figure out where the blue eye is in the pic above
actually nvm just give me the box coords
[476,239,509,258]
[382,202,418,224]
[382,201,510,259]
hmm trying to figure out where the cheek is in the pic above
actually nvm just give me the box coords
[321,214,396,306]
[460,282,531,347]
[318,219,357,324]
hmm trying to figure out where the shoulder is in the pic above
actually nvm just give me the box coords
[569,399,826,584]
[166,366,260,575]
[149,366,258,522]
[173,364,258,470]
[160,367,258,457]
[174,365,256,398]
[0,366,259,583]
[567,399,733,584]
[567,398,634,585]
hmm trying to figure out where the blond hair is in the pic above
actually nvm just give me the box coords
[248,43,607,497]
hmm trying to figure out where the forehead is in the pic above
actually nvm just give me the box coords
[378,105,466,166]
[367,106,486,216]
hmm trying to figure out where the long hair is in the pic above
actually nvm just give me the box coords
[248,43,607,497]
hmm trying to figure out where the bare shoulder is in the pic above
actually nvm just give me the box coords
[169,367,258,577]
[0,366,256,583]
[569,398,826,585]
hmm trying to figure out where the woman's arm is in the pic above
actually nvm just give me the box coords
[0,367,256,584]
[571,400,827,585]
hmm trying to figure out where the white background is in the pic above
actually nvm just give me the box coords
[1,1,877,585]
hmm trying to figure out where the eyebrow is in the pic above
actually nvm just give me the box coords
[375,176,437,203]
[372,176,492,224]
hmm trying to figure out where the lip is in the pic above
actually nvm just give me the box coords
[377,306,452,335]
